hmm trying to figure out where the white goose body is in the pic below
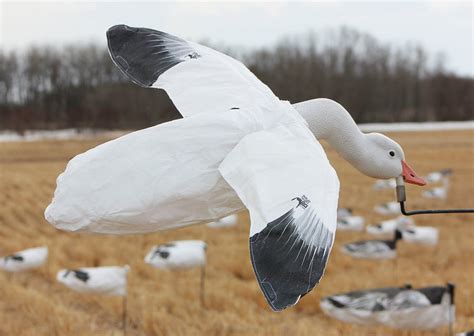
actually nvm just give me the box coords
[337,216,365,231]
[144,240,207,269]
[374,201,402,215]
[45,25,426,312]
[0,246,48,273]
[207,213,239,228]
[57,266,129,296]
[45,103,303,233]
[367,216,415,236]
[321,283,455,330]
[422,186,448,200]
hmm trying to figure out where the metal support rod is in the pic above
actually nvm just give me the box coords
[447,283,455,336]
[396,177,474,216]
[200,265,206,308]
[123,294,127,336]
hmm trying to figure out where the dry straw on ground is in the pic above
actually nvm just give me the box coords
[0,130,472,335]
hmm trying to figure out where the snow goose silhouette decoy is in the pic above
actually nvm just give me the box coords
[144,240,207,269]
[57,266,129,296]
[424,168,452,184]
[367,216,415,236]
[402,226,439,246]
[321,283,455,330]
[206,213,238,228]
[45,25,426,311]
[422,185,449,200]
[337,208,353,220]
[457,331,474,336]
[374,201,402,215]
[337,215,365,231]
[342,230,403,259]
[336,208,365,231]
[0,246,48,272]
[373,178,396,190]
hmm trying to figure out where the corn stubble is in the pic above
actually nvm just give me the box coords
[0,130,472,335]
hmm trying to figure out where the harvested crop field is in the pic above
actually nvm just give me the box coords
[0,129,473,336]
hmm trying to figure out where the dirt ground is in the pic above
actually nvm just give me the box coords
[0,129,472,336]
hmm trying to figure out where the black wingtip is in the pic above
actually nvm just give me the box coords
[105,24,196,88]
[249,205,333,312]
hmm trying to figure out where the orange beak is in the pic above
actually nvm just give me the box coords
[401,160,426,186]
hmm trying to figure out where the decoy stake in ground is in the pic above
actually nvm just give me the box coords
[45,25,426,311]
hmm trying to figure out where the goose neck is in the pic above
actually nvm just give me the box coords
[293,98,366,164]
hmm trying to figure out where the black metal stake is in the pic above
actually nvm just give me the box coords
[200,265,206,308]
[395,178,474,216]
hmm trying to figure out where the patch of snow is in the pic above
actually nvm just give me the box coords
[1,120,472,142]
[358,121,474,132]
[0,129,128,142]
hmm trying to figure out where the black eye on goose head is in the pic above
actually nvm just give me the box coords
[389,150,395,157]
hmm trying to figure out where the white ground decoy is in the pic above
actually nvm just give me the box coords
[402,226,439,246]
[206,213,238,228]
[57,266,129,296]
[457,331,474,336]
[342,231,403,259]
[422,185,448,200]
[367,216,415,236]
[321,283,455,330]
[45,25,426,311]
[337,208,353,220]
[374,201,402,215]
[373,178,396,190]
[424,169,452,184]
[337,216,365,231]
[144,240,207,269]
[0,246,48,272]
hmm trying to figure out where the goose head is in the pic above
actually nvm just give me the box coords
[293,98,426,186]
[358,133,425,185]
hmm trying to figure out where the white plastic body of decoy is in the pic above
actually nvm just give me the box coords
[321,285,454,330]
[373,178,396,190]
[145,240,207,270]
[57,266,129,296]
[422,186,448,200]
[402,227,439,246]
[341,241,396,259]
[367,216,415,236]
[337,208,353,220]
[337,216,365,231]
[206,213,238,228]
[374,201,401,215]
[0,246,48,272]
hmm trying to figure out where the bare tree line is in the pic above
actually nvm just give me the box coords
[0,27,472,131]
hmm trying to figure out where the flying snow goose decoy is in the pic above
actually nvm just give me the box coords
[144,240,207,269]
[45,25,426,311]
[57,266,129,296]
[0,246,48,272]
[367,216,415,236]
[342,230,403,259]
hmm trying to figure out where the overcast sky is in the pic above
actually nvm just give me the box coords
[1,1,472,76]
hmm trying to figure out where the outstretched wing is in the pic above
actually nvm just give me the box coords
[106,25,279,117]
[219,123,340,311]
